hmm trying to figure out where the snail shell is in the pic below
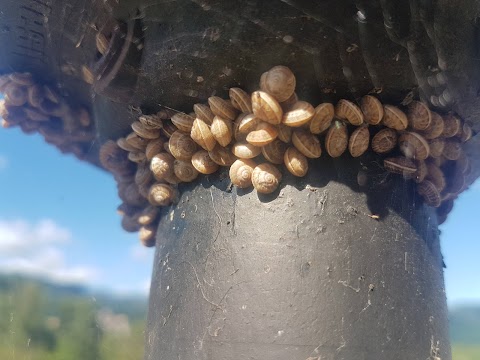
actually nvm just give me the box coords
[282,101,315,127]
[425,162,446,192]
[148,183,176,206]
[139,225,157,247]
[277,124,292,143]
[123,183,147,206]
[99,140,131,173]
[456,152,470,175]
[407,101,432,131]
[138,206,159,226]
[150,152,175,180]
[371,128,397,154]
[237,113,260,134]
[116,202,140,217]
[135,161,153,187]
[25,107,49,122]
[173,160,199,182]
[164,173,182,185]
[138,180,154,199]
[445,166,466,195]
[121,214,141,233]
[145,138,165,161]
[128,151,146,163]
[383,157,417,178]
[208,145,237,166]
[4,83,28,106]
[126,132,149,151]
[251,91,283,125]
[442,138,462,160]
[414,160,428,183]
[232,141,262,159]
[27,84,44,108]
[382,105,408,130]
[171,112,195,133]
[422,112,444,140]
[229,159,257,188]
[261,139,288,164]
[162,120,179,138]
[280,92,298,112]
[292,129,322,158]
[259,65,296,102]
[139,114,163,130]
[116,137,138,152]
[348,126,370,158]
[310,103,334,134]
[399,132,430,160]
[441,114,461,138]
[190,118,217,151]
[131,121,161,139]
[208,96,237,121]
[9,72,34,86]
[458,123,472,143]
[335,99,364,126]
[429,138,446,158]
[251,163,282,194]
[360,95,383,125]
[246,122,278,147]
[417,180,441,207]
[325,120,348,158]
[0,74,10,92]
[233,117,247,142]
[211,116,233,147]
[229,88,252,113]
[168,131,198,161]
[284,147,308,177]
[193,103,215,124]
[191,150,220,174]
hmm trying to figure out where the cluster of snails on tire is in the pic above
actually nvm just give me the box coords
[0,73,94,159]
[99,65,474,246]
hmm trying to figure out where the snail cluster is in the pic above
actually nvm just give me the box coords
[1,66,475,247]
[0,73,94,159]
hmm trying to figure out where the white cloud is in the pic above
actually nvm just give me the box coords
[0,155,7,170]
[0,218,98,285]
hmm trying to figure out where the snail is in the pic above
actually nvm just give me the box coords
[246,122,278,146]
[335,99,364,126]
[407,101,432,131]
[414,160,428,183]
[168,131,198,161]
[259,65,296,102]
[138,206,159,226]
[161,120,178,138]
[99,140,131,174]
[139,114,164,130]
[382,105,408,130]
[4,83,28,106]
[150,152,175,180]
[229,159,256,188]
[191,150,220,174]
[441,114,461,138]
[371,128,397,154]
[277,124,292,143]
[139,224,157,247]
[211,115,233,147]
[310,103,334,134]
[126,132,149,151]
[284,147,308,177]
[383,157,417,178]
[425,162,447,192]
[128,151,147,163]
[251,163,282,194]
[237,113,260,134]
[229,87,252,113]
[360,95,383,125]
[348,126,370,158]
[251,90,283,125]
[399,132,430,160]
[417,180,441,207]
[193,103,215,124]
[27,84,44,108]
[422,112,444,140]
[458,123,472,142]
[171,112,195,133]
[442,139,462,160]
[291,129,322,158]
[208,96,237,121]
[282,101,315,127]
[9,72,34,86]
[145,138,166,161]
[429,138,446,158]
[279,92,298,112]
[261,139,288,164]
[135,161,153,186]
[208,144,237,166]
[232,141,262,159]
[325,120,348,158]
[117,137,139,152]
[121,214,141,233]
[148,183,176,206]
[190,118,217,151]
[173,160,199,182]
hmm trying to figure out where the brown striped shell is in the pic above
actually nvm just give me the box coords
[126,132,149,151]
[27,84,43,108]
[168,131,198,161]
[131,121,161,139]
[229,159,257,188]
[139,225,157,247]
[310,103,334,134]
[360,95,383,125]
[229,88,252,113]
[9,72,34,86]
[441,114,461,138]
[161,120,178,138]
[145,138,165,161]
[232,141,262,159]
[261,139,288,164]
[422,112,444,140]
[429,138,446,158]
[211,116,233,147]
[442,139,463,161]
[383,157,417,178]
[191,150,220,174]
[371,128,397,154]
[458,123,472,143]
[4,83,28,106]
[99,140,131,173]
[139,114,163,130]
[148,183,176,206]
[171,112,195,133]
[208,145,237,166]
[190,118,217,151]
[259,65,296,102]
[246,122,278,146]
[193,103,215,124]
[150,152,175,180]
[407,101,431,131]
[277,124,292,143]
[251,163,282,194]
[292,129,322,158]
[284,147,308,177]
[237,113,260,134]
[348,126,370,158]
[335,99,364,126]
[279,92,298,112]
[128,151,146,163]
[282,101,315,127]
[251,91,283,125]
[173,160,199,182]
[417,180,441,207]
[138,206,159,226]
[122,215,141,233]
[425,162,446,192]
[208,96,237,121]
[414,161,428,183]
[398,132,430,160]
[382,105,408,130]
[325,120,348,158]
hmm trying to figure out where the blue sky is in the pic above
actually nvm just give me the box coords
[0,125,479,306]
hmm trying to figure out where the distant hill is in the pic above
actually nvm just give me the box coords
[450,305,480,345]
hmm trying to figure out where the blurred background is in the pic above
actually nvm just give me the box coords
[1,125,479,359]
